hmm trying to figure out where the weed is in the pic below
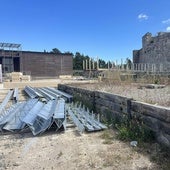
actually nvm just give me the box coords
[13,162,19,167]
[100,130,114,144]
[88,155,96,168]
[154,79,159,84]
[57,151,63,158]
[102,139,113,144]
[100,130,112,139]
[73,93,94,111]
[110,114,155,143]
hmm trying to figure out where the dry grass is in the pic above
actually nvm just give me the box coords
[71,82,170,107]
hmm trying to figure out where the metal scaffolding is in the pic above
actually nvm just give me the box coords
[0,42,22,75]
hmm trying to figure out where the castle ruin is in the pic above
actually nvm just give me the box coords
[133,32,170,73]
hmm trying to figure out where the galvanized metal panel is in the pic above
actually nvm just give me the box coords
[35,88,55,101]
[31,117,52,136]
[0,102,25,130]
[0,90,13,114]
[23,101,44,126]
[30,99,58,135]
[37,100,56,120]
[66,104,85,133]
[13,88,19,103]
[3,99,38,130]
[47,87,73,102]
[41,88,60,98]
[53,98,65,119]
[3,102,26,131]
[24,86,38,99]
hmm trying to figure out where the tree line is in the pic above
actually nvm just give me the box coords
[49,48,132,70]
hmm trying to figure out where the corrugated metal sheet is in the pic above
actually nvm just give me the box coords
[23,101,44,126]
[0,86,107,136]
[3,102,26,131]
[46,87,73,102]
[30,100,55,135]
[37,100,55,120]
[54,98,65,119]
[0,90,13,114]
[3,99,38,130]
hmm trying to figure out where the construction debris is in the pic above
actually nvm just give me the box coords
[0,86,106,136]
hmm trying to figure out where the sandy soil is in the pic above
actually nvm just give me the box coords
[2,79,96,89]
[0,127,161,170]
[0,80,169,170]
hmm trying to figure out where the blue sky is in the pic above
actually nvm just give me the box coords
[0,0,170,62]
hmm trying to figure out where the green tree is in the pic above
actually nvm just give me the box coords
[126,58,132,69]
[51,48,61,53]
[99,59,107,68]
[73,52,89,70]
[64,51,73,55]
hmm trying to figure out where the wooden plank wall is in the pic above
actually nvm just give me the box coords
[58,84,170,148]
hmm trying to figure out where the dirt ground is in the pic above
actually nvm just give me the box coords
[0,79,169,170]
[70,82,170,107]
[0,127,164,170]
[2,78,169,107]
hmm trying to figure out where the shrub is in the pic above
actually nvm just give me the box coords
[111,114,155,143]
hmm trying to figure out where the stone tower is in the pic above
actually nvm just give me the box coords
[133,32,170,72]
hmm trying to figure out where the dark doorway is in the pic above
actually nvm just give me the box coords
[13,57,20,72]
[0,57,2,65]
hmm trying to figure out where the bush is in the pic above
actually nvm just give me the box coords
[112,115,155,143]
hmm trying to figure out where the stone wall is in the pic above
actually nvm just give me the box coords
[58,84,170,147]
[58,84,95,111]
[131,101,170,147]
[95,91,132,121]
[133,32,170,72]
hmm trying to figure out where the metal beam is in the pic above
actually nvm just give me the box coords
[0,90,13,114]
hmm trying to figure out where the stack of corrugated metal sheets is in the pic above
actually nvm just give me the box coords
[0,86,67,135]
[0,86,107,135]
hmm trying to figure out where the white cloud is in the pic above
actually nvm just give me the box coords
[166,26,170,31]
[162,19,170,24]
[138,13,148,20]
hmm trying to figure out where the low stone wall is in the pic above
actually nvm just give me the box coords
[131,101,170,147]
[95,91,132,122]
[58,84,170,147]
[58,84,95,111]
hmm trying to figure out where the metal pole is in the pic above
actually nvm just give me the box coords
[92,58,95,70]
[86,59,88,70]
[97,57,99,70]
[112,61,114,69]
[89,58,91,71]
[83,60,85,70]
[121,58,123,70]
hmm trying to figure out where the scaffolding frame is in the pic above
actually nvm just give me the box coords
[0,42,22,75]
